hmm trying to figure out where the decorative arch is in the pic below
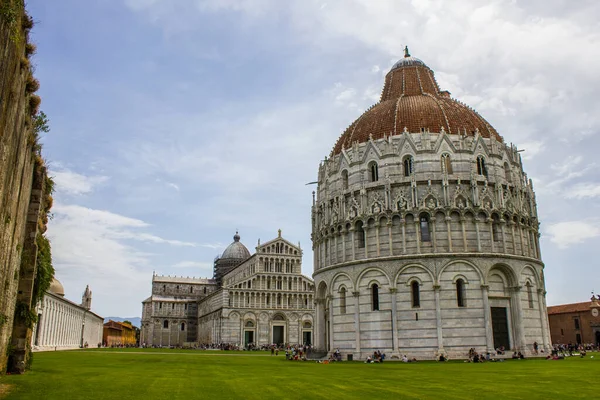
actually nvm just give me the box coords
[272,313,286,321]
[357,267,391,289]
[487,263,519,287]
[331,271,354,294]
[395,264,435,285]
[317,281,328,300]
[520,265,540,286]
[437,260,484,285]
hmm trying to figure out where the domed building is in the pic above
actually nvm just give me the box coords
[141,231,315,347]
[31,279,103,351]
[311,48,551,360]
[213,232,252,286]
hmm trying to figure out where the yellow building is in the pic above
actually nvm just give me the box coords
[103,320,136,347]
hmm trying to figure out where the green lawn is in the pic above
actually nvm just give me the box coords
[1,349,598,399]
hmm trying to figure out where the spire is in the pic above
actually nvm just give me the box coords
[404,45,410,58]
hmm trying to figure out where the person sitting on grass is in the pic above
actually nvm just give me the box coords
[438,354,447,362]
[365,355,373,364]
[512,352,519,359]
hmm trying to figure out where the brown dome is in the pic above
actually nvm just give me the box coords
[331,49,502,155]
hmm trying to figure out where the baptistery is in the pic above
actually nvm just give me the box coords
[311,48,551,359]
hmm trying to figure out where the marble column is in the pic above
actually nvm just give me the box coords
[481,285,495,352]
[390,288,399,356]
[537,289,551,352]
[512,286,526,351]
[434,285,444,353]
[475,218,482,252]
[353,291,361,356]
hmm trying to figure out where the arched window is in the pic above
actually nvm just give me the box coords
[411,281,420,308]
[369,162,379,182]
[420,214,431,242]
[526,282,534,309]
[441,153,453,174]
[245,320,254,328]
[504,162,512,183]
[456,279,466,307]
[163,284,166,292]
[342,170,349,190]
[340,287,347,314]
[403,156,414,176]
[190,287,193,294]
[180,322,185,331]
[163,320,169,329]
[371,283,380,311]
[356,221,366,248]
[476,155,488,177]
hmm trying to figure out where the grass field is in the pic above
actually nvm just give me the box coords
[1,348,598,399]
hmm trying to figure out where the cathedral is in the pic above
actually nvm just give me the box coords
[140,231,315,347]
[311,48,551,360]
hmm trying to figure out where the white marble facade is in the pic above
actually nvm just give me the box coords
[311,52,551,360]
[32,281,103,351]
[141,232,315,347]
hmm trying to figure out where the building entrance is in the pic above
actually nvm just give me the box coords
[491,307,510,350]
[273,326,284,345]
[596,331,600,346]
[303,331,312,346]
[244,330,254,347]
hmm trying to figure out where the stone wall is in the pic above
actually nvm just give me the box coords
[0,5,49,373]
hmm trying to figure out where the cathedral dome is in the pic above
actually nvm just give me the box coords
[331,48,502,155]
[49,278,65,297]
[221,232,251,261]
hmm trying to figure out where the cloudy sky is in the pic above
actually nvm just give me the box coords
[27,0,599,317]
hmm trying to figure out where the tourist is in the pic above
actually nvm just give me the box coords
[533,341,539,354]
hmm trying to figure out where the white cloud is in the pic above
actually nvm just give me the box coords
[51,169,108,195]
[564,183,600,200]
[518,140,545,160]
[545,220,600,249]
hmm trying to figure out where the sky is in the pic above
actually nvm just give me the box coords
[26,0,600,318]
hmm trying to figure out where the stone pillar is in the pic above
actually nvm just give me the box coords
[488,218,495,252]
[315,298,322,350]
[390,288,399,356]
[414,221,421,254]
[363,226,368,259]
[350,228,356,261]
[327,295,334,352]
[501,219,507,253]
[460,217,467,251]
[375,223,381,256]
[342,229,347,262]
[431,216,438,253]
[401,219,407,254]
[475,218,482,252]
[353,291,361,357]
[481,285,494,352]
[537,289,551,352]
[387,222,393,256]
[434,285,444,353]
[512,286,526,351]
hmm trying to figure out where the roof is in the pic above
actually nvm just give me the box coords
[221,232,251,260]
[331,51,502,155]
[44,291,103,320]
[547,301,592,315]
[153,275,216,284]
